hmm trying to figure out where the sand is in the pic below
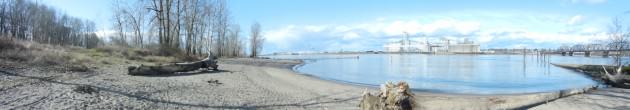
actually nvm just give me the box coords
[531,88,630,110]
[0,58,628,109]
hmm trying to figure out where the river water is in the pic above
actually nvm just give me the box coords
[269,54,610,94]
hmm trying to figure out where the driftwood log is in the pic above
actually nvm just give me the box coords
[360,81,416,110]
[552,63,630,88]
[127,54,218,76]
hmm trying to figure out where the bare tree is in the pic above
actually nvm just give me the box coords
[112,0,128,46]
[212,0,229,57]
[107,0,244,57]
[227,24,241,57]
[183,0,203,55]
[608,17,628,67]
[249,22,264,57]
[121,0,147,48]
[0,0,7,36]
[0,0,100,47]
[604,17,630,88]
[148,0,173,49]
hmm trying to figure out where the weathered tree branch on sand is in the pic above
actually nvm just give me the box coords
[127,54,218,76]
[601,65,630,88]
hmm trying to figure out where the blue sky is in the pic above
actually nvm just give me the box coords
[41,0,630,53]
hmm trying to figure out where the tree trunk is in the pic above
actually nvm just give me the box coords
[127,54,218,75]
[602,65,630,88]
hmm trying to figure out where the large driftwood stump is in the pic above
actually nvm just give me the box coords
[127,54,218,76]
[360,81,417,110]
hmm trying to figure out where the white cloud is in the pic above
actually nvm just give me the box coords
[477,34,494,43]
[334,25,352,32]
[581,27,600,34]
[264,19,482,43]
[383,21,423,36]
[304,25,327,32]
[326,41,369,51]
[355,23,386,34]
[342,32,360,40]
[95,29,116,39]
[489,28,607,44]
[435,20,480,35]
[382,19,480,36]
[567,15,584,25]
[510,44,530,48]
[262,13,609,52]
[376,17,387,21]
[264,25,297,49]
[570,0,607,4]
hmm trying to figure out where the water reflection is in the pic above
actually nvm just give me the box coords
[269,54,609,94]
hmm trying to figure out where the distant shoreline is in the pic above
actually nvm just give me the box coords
[266,52,568,56]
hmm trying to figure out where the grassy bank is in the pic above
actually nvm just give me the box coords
[0,38,206,73]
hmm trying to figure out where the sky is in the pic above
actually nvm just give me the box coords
[40,0,630,54]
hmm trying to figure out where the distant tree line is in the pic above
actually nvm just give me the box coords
[0,0,101,48]
[112,0,264,57]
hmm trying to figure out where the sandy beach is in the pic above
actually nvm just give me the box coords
[530,88,630,110]
[0,58,628,109]
[2,0,630,109]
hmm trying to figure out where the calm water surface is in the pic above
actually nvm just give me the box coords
[269,54,609,94]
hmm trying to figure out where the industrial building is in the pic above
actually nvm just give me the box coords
[383,37,430,52]
[383,35,481,54]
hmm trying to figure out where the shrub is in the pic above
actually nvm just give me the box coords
[101,60,111,64]
[142,56,175,63]
[175,54,201,62]
[158,46,183,56]
[73,85,98,94]
[0,38,26,51]
[127,55,142,61]
[93,46,116,55]
[132,48,151,56]
[0,39,80,66]
[0,49,33,61]
[67,64,89,72]
[30,51,72,65]
[622,66,630,74]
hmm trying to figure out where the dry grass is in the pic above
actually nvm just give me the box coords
[92,45,202,63]
[1,37,203,69]
[1,39,62,64]
[0,38,26,51]
[90,45,176,63]
[0,38,93,72]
